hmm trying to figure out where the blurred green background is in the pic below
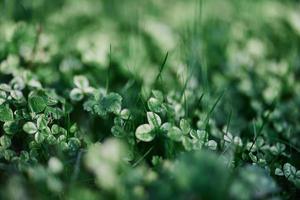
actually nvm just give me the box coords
[2,0,300,135]
[1,0,300,199]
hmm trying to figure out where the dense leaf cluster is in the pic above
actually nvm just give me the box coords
[1,0,300,199]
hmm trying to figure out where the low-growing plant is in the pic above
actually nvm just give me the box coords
[1,0,300,199]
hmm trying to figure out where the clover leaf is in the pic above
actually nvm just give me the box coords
[98,93,122,115]
[74,76,89,89]
[180,119,191,135]
[70,88,84,101]
[23,122,38,134]
[161,122,172,132]
[167,126,182,142]
[206,140,218,150]
[0,104,14,122]
[120,109,130,120]
[68,137,81,151]
[35,132,45,143]
[37,114,48,130]
[275,163,300,187]
[3,121,19,135]
[0,135,11,148]
[147,112,161,129]
[135,124,155,142]
[283,163,297,180]
[270,143,286,156]
[148,97,163,113]
[152,90,164,102]
[70,76,94,101]
[135,112,162,142]
[224,132,243,147]
[84,92,122,117]
[147,90,164,113]
[10,90,24,101]
[28,94,47,113]
[275,168,284,176]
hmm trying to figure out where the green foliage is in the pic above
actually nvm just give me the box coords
[135,124,155,142]
[1,0,300,199]
[0,104,13,122]
[28,94,47,113]
[83,91,122,116]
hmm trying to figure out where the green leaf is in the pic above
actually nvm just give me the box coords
[196,130,207,141]
[167,126,182,142]
[148,97,163,113]
[0,135,11,148]
[120,109,130,120]
[35,132,45,143]
[10,77,25,90]
[0,98,6,105]
[40,127,51,135]
[23,122,37,134]
[99,93,122,115]
[233,136,243,147]
[180,119,190,134]
[20,151,29,162]
[152,90,164,102]
[69,123,78,133]
[60,127,68,136]
[147,112,161,128]
[182,137,193,151]
[85,92,122,116]
[57,135,67,142]
[28,95,47,113]
[3,121,19,135]
[0,90,7,99]
[283,163,297,179]
[275,168,284,176]
[256,136,264,148]
[0,104,13,122]
[46,93,59,106]
[206,140,217,150]
[10,90,23,101]
[135,124,155,142]
[224,132,233,143]
[83,98,96,113]
[47,135,57,145]
[70,88,84,101]
[45,107,64,120]
[276,143,286,152]
[111,125,125,137]
[74,75,89,89]
[161,122,172,132]
[51,124,60,135]
[190,130,206,142]
[68,137,81,151]
[3,149,15,160]
[0,84,11,92]
[249,152,257,163]
[37,114,48,130]
[59,142,69,151]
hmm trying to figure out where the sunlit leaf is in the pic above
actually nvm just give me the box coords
[135,124,155,142]
[23,122,37,134]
